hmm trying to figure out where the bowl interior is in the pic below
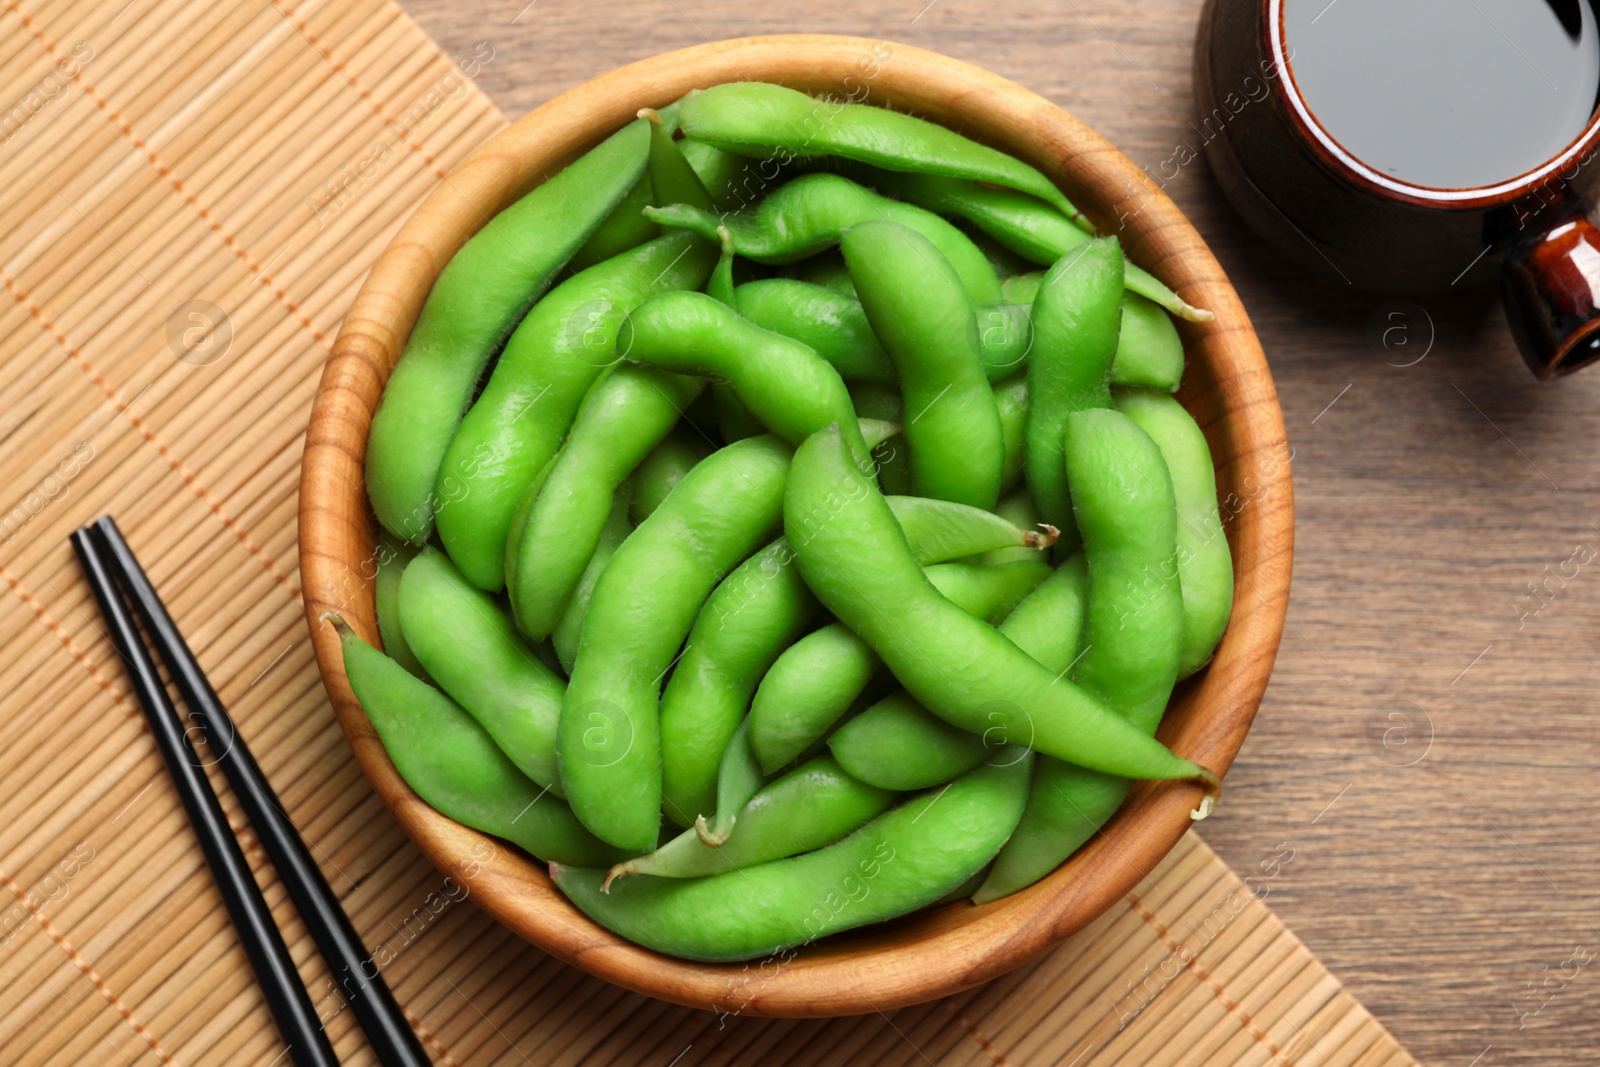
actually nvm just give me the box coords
[299,34,1293,1018]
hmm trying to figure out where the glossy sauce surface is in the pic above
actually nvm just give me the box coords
[1284,0,1600,188]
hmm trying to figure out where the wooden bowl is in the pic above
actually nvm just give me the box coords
[299,34,1293,1017]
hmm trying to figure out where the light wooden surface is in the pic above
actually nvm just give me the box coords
[302,32,1293,1017]
[393,1,1600,1064]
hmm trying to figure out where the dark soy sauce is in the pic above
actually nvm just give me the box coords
[1284,0,1600,188]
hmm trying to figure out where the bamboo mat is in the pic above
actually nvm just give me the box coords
[0,0,1417,1062]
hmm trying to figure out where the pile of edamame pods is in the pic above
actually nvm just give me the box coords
[332,82,1235,964]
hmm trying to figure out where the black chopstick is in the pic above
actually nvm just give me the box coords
[76,519,433,1067]
[71,529,340,1067]
[89,519,431,1067]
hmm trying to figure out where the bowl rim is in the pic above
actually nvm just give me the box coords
[298,33,1294,1018]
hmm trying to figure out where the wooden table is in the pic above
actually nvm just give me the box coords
[395,2,1600,1064]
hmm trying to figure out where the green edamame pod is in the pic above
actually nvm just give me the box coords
[1113,294,1185,393]
[678,83,1088,226]
[703,226,769,443]
[992,374,1029,496]
[1024,238,1123,534]
[435,232,716,589]
[368,118,650,542]
[647,173,1002,305]
[397,548,566,794]
[786,423,1218,802]
[1116,389,1233,676]
[977,304,1034,381]
[618,290,868,461]
[795,249,856,297]
[374,533,426,680]
[848,382,911,496]
[887,494,1056,562]
[973,291,1184,390]
[508,367,706,640]
[567,173,658,273]
[553,481,632,675]
[329,616,623,867]
[829,554,1087,792]
[697,719,764,845]
[854,167,1212,322]
[631,435,705,524]
[552,754,1031,962]
[680,137,769,213]
[561,435,793,851]
[748,624,881,775]
[750,558,1053,774]
[734,280,896,384]
[1001,271,1042,304]
[499,454,556,604]
[658,486,1045,825]
[643,107,715,212]
[660,539,821,826]
[843,220,1004,510]
[604,756,893,890]
[975,409,1184,903]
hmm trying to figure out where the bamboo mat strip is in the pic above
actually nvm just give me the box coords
[0,0,1415,1062]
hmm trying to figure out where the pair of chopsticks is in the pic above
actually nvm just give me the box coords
[72,517,430,1067]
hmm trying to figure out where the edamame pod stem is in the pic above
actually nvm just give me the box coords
[398,549,566,794]
[374,533,426,680]
[785,423,1219,804]
[508,366,706,639]
[1024,238,1124,534]
[735,280,896,384]
[992,374,1029,496]
[749,559,1052,773]
[368,118,650,542]
[553,481,632,675]
[984,491,1046,565]
[646,173,1002,305]
[552,755,1032,962]
[436,231,716,589]
[697,718,764,845]
[829,554,1087,792]
[568,173,658,273]
[1116,389,1233,676]
[329,616,624,867]
[618,289,868,462]
[677,83,1089,227]
[605,756,893,890]
[659,487,1048,825]
[631,435,705,524]
[854,166,1212,322]
[561,435,794,851]
[976,409,1185,903]
[842,220,1004,511]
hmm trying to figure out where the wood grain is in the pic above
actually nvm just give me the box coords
[394,0,1600,1062]
[301,33,1292,1017]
